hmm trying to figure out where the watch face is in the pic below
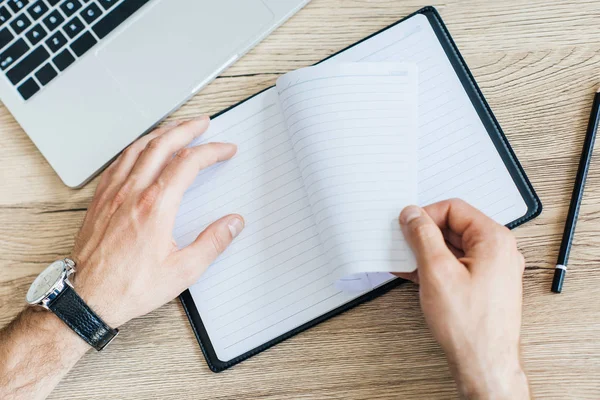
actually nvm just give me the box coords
[26,260,66,304]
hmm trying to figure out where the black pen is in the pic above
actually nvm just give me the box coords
[551,86,600,293]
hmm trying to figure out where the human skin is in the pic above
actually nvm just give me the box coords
[396,200,530,399]
[0,120,529,399]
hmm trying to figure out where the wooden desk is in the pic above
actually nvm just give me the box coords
[1,1,599,398]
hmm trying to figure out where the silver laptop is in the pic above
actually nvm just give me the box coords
[0,0,309,187]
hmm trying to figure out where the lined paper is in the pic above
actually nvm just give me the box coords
[174,89,348,361]
[276,63,418,291]
[176,13,529,362]
[322,14,528,221]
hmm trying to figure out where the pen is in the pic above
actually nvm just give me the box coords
[551,86,600,293]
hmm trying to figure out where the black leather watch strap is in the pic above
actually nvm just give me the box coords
[47,285,118,351]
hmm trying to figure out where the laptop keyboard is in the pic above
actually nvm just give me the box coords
[0,0,151,100]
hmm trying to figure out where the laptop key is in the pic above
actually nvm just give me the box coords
[93,0,150,39]
[25,23,47,45]
[42,9,64,31]
[63,15,83,38]
[6,44,49,84]
[0,38,28,70]
[0,6,11,26]
[70,30,95,56]
[80,2,100,24]
[52,47,74,71]
[34,61,56,85]
[8,0,29,14]
[11,13,31,34]
[27,0,49,20]
[45,30,66,52]
[0,27,14,49]
[17,76,39,100]
[59,0,81,17]
[47,0,60,5]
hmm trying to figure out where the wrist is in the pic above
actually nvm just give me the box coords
[71,264,125,328]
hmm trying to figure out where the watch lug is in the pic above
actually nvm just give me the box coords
[64,258,76,273]
[65,259,76,287]
[65,277,74,289]
[40,298,51,310]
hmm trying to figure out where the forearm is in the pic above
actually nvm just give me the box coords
[450,354,530,400]
[0,307,89,400]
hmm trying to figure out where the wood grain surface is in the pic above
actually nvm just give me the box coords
[2,0,600,398]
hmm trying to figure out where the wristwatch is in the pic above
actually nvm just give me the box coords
[25,258,118,351]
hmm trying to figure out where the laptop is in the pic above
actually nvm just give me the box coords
[0,0,309,187]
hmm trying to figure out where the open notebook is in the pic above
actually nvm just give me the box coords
[177,7,541,372]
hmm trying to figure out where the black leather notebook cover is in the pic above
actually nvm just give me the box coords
[180,6,542,372]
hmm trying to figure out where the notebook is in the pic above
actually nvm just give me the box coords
[177,6,541,372]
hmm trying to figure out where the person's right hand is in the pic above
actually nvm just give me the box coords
[396,199,530,400]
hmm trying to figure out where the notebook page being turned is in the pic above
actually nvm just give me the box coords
[276,63,419,291]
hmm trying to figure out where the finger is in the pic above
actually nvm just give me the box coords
[171,214,245,286]
[78,121,185,261]
[127,116,210,192]
[423,199,493,236]
[446,241,464,258]
[75,121,184,266]
[422,199,510,256]
[155,142,237,211]
[442,228,463,251]
[94,120,184,206]
[399,205,464,282]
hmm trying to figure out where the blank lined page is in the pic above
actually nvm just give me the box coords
[322,13,528,223]
[276,63,418,291]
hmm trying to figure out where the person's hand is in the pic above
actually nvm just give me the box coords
[71,116,244,328]
[396,199,530,399]
[0,117,244,400]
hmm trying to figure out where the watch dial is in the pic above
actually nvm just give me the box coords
[26,260,65,303]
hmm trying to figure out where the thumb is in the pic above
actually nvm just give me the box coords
[173,214,245,283]
[399,205,456,278]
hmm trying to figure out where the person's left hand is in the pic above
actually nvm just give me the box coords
[70,116,244,328]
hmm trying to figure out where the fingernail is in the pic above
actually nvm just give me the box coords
[227,217,244,239]
[400,206,421,224]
